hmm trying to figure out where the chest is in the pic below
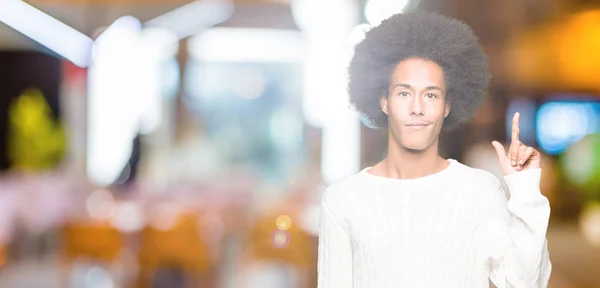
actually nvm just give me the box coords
[347,189,481,258]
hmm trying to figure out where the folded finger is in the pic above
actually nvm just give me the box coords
[518,146,535,169]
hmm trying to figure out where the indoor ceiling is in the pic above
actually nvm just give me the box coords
[3,0,596,91]
[0,0,294,49]
[0,0,554,49]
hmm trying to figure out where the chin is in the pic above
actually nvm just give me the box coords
[402,142,430,152]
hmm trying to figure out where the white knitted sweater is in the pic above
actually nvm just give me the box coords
[317,159,551,288]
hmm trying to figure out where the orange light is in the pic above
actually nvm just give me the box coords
[276,214,292,231]
[555,10,600,89]
[505,9,600,92]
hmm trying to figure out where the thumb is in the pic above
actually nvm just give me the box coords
[491,141,506,160]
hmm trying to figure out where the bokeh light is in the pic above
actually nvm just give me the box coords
[537,101,600,155]
[561,134,600,198]
[149,202,180,231]
[276,215,292,231]
[271,230,290,249]
[109,201,144,233]
[231,66,267,100]
[84,266,115,288]
[85,189,116,220]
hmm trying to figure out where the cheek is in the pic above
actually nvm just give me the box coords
[433,103,448,119]
[386,103,406,122]
[387,98,408,113]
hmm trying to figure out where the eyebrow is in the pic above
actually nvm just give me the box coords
[393,83,445,93]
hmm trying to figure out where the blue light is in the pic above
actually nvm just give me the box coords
[536,101,600,155]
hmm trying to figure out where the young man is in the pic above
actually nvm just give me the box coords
[317,12,551,287]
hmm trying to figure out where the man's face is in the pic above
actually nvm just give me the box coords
[380,58,450,152]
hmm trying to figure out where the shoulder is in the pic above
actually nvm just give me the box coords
[319,170,369,225]
[318,172,365,230]
[449,161,510,213]
[450,160,504,204]
[451,160,502,188]
[321,171,364,207]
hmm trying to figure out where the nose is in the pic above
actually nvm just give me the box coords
[409,95,424,115]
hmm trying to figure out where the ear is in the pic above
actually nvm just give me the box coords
[444,103,451,118]
[380,96,389,115]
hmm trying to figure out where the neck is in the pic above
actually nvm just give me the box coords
[379,137,448,180]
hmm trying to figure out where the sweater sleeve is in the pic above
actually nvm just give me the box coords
[482,168,552,288]
[317,198,353,288]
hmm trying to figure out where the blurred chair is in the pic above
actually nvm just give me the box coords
[236,210,316,288]
[62,221,123,262]
[0,242,13,288]
[0,242,6,268]
[60,221,124,287]
[137,212,213,288]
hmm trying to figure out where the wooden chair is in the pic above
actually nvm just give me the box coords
[60,221,124,287]
[237,211,316,288]
[0,242,6,268]
[137,212,213,288]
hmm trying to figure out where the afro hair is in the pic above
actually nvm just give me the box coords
[348,12,490,130]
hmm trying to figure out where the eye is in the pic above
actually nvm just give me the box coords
[425,93,438,99]
[399,91,410,97]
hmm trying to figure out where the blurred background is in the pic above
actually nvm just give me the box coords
[0,0,599,287]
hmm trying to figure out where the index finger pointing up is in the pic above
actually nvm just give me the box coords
[512,112,520,142]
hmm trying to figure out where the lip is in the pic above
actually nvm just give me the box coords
[405,122,430,127]
[405,122,430,130]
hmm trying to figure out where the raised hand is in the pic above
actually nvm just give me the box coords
[491,112,541,175]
